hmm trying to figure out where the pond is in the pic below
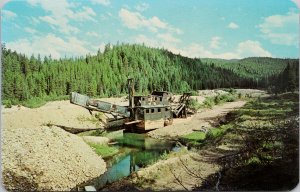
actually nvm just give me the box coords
[84,132,180,190]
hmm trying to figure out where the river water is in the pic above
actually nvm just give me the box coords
[86,132,180,190]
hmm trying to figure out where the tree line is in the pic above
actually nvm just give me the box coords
[1,43,298,105]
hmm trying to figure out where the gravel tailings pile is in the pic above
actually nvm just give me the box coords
[2,126,106,191]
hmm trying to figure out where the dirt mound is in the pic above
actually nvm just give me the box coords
[2,126,106,191]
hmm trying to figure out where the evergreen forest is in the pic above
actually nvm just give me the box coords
[1,43,298,106]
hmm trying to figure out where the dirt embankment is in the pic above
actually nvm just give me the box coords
[133,151,220,191]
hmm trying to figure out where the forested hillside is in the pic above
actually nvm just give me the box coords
[1,43,298,105]
[202,57,288,79]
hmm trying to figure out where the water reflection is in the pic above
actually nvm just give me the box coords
[92,133,176,189]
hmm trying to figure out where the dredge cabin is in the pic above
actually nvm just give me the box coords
[125,79,173,131]
[128,93,173,131]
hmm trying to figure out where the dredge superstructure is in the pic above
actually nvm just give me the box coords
[70,78,191,131]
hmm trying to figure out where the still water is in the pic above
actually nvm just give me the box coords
[90,132,179,189]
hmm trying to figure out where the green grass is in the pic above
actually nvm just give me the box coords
[180,124,233,146]
[205,125,230,140]
[216,92,298,165]
[87,143,119,158]
[180,131,206,145]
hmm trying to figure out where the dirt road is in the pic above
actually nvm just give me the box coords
[148,100,246,139]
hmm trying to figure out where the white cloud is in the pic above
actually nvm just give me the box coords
[157,33,181,43]
[258,11,298,46]
[24,27,37,34]
[228,22,239,29]
[291,0,300,9]
[236,40,272,58]
[28,16,40,25]
[119,8,182,34]
[28,0,97,34]
[97,43,106,52]
[2,10,17,19]
[135,3,149,12]
[135,34,271,59]
[91,0,110,6]
[182,40,271,59]
[135,34,158,47]
[210,36,222,49]
[39,15,80,34]
[6,34,94,59]
[70,6,97,22]
[86,31,100,37]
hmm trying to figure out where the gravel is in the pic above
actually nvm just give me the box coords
[2,126,106,191]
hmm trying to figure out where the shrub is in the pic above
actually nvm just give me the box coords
[190,90,199,96]
[205,128,225,140]
[205,124,232,140]
[202,97,215,108]
[22,97,47,108]
[3,100,12,108]
[188,98,201,111]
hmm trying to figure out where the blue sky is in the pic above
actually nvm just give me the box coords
[1,0,299,59]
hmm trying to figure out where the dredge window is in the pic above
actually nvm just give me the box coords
[158,108,161,112]
[151,109,155,113]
